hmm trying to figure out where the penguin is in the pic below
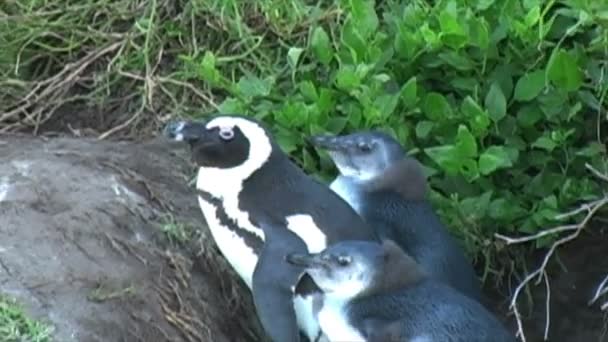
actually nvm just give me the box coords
[286,239,515,342]
[308,131,483,303]
[163,115,380,342]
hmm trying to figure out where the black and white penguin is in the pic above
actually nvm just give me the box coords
[286,239,515,342]
[308,131,483,303]
[163,115,380,342]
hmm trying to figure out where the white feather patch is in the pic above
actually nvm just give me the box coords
[197,197,258,288]
[330,176,362,214]
[286,214,327,253]
[293,294,322,342]
[317,296,366,342]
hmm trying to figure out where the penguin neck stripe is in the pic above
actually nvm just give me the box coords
[196,188,264,252]
[198,117,273,199]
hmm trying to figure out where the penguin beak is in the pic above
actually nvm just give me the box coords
[163,120,208,144]
[308,134,349,152]
[285,252,327,269]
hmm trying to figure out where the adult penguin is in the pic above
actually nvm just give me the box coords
[163,114,380,342]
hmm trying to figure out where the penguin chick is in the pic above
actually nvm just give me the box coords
[309,131,483,303]
[286,239,515,342]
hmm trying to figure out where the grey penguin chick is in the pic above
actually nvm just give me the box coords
[286,239,515,342]
[163,115,380,342]
[308,131,483,303]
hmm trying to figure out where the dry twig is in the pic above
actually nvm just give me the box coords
[495,163,608,342]
[0,41,124,133]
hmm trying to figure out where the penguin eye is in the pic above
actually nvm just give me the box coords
[337,256,351,266]
[219,128,234,141]
[358,142,372,152]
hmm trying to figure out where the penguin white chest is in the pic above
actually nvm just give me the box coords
[318,298,366,342]
[330,177,362,214]
[197,197,259,288]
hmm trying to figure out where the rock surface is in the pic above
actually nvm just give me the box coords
[0,134,260,342]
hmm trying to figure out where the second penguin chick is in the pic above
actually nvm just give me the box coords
[309,131,482,302]
[286,239,514,342]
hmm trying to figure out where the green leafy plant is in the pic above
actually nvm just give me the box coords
[193,0,607,281]
[1,0,606,285]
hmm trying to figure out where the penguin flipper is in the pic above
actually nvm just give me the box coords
[252,220,309,342]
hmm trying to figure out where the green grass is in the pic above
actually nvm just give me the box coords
[1,0,607,286]
[158,213,196,245]
[0,295,53,342]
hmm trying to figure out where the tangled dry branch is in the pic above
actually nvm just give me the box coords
[0,41,125,134]
[495,163,608,342]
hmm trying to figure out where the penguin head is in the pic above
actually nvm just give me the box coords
[287,239,426,299]
[309,131,405,182]
[286,240,385,299]
[163,114,274,176]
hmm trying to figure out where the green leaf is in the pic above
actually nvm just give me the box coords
[489,198,526,220]
[484,82,507,122]
[476,0,495,11]
[424,145,461,175]
[415,121,434,139]
[199,51,221,84]
[455,125,478,158]
[326,117,349,134]
[438,9,467,49]
[531,135,557,151]
[460,159,480,182]
[349,0,379,38]
[316,88,335,114]
[218,97,245,113]
[237,75,273,98]
[298,81,318,101]
[423,92,452,120]
[478,146,513,175]
[400,77,417,108]
[438,51,474,71]
[516,105,543,127]
[395,26,420,59]
[513,70,546,101]
[524,6,541,27]
[576,142,606,157]
[302,148,316,170]
[547,49,582,92]
[461,96,490,138]
[374,93,400,118]
[335,65,361,91]
[471,17,490,50]
[311,27,333,65]
[287,47,304,69]
[275,129,298,154]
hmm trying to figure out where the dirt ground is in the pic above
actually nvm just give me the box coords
[0,133,264,342]
[495,227,608,342]
[0,127,607,342]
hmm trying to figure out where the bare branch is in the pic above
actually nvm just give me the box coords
[589,274,608,306]
[495,225,578,244]
[586,163,608,183]
[495,165,608,342]
[543,271,550,340]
